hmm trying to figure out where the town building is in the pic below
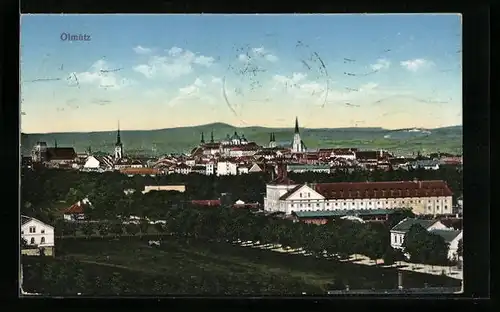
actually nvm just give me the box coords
[292,117,307,153]
[264,179,453,216]
[62,199,90,221]
[21,215,55,256]
[287,164,331,173]
[217,161,238,176]
[114,122,124,160]
[31,141,77,166]
[390,218,463,261]
[142,185,186,194]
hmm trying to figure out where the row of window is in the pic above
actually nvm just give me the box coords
[290,202,448,209]
[25,237,46,244]
[22,226,45,234]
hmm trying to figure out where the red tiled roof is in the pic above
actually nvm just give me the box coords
[313,180,453,200]
[120,168,160,175]
[46,147,77,160]
[191,199,221,206]
[63,203,85,214]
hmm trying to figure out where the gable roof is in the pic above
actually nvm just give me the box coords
[20,215,54,229]
[391,218,439,232]
[46,147,77,160]
[313,180,452,200]
[279,184,305,200]
[429,229,462,243]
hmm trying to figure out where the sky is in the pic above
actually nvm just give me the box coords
[20,14,462,133]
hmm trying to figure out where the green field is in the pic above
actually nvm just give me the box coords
[21,123,462,156]
[23,236,460,296]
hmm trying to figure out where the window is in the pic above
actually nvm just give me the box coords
[308,204,311,207]
[327,203,330,206]
[308,193,311,198]
[41,237,45,244]
[21,231,24,234]
[444,205,448,209]
[300,193,302,198]
[428,206,432,210]
[316,203,319,207]
[410,200,413,203]
[41,229,45,234]
[343,203,346,206]
[360,202,364,205]
[30,238,35,244]
[335,203,338,206]
[29,226,36,233]
[377,202,380,205]
[418,200,422,203]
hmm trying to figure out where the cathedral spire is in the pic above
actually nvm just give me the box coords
[201,132,205,144]
[294,117,300,134]
[210,131,214,143]
[269,132,273,142]
[116,120,122,145]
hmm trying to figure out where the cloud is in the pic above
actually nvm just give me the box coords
[264,54,279,62]
[133,46,216,79]
[73,59,132,90]
[400,58,433,72]
[370,58,391,71]
[211,76,222,84]
[238,46,279,63]
[168,77,216,106]
[133,45,152,55]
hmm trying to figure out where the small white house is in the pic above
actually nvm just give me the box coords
[429,229,463,261]
[83,155,114,170]
[21,215,55,256]
[390,218,448,250]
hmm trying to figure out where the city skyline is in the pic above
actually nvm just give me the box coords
[21,14,462,133]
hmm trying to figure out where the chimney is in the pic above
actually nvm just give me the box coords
[397,271,403,290]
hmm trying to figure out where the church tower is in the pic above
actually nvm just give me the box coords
[114,121,123,160]
[292,117,304,153]
[200,132,205,144]
[269,132,277,148]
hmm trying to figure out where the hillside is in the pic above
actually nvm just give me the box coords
[21,123,463,156]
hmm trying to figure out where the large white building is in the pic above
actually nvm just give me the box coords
[21,215,55,256]
[263,180,454,216]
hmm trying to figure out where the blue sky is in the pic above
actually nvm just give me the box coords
[20,14,462,133]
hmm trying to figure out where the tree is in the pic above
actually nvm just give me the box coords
[98,223,110,237]
[139,220,149,236]
[108,272,123,295]
[125,224,140,236]
[382,248,396,265]
[21,237,28,249]
[457,238,463,259]
[81,223,95,237]
[109,222,124,237]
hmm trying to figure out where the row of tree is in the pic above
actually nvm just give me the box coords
[21,165,462,224]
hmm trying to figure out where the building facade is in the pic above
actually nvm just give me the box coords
[263,180,454,216]
[21,216,55,256]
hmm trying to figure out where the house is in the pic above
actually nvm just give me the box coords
[429,229,463,261]
[264,180,454,215]
[142,185,186,194]
[62,198,91,221]
[390,218,448,250]
[237,165,250,175]
[21,215,55,256]
[287,164,331,173]
[83,155,114,170]
[248,163,263,173]
[191,199,221,207]
[120,167,161,177]
[410,159,440,170]
[217,161,238,176]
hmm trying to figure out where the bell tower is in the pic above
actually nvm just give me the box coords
[114,121,123,160]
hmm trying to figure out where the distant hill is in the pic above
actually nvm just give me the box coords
[21,124,463,156]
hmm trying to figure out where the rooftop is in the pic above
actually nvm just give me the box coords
[429,229,462,242]
[391,218,439,232]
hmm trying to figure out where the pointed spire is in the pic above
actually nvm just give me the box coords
[272,133,275,142]
[54,139,58,148]
[270,133,273,142]
[116,120,122,145]
[201,132,205,144]
[210,131,214,143]
[294,117,300,134]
